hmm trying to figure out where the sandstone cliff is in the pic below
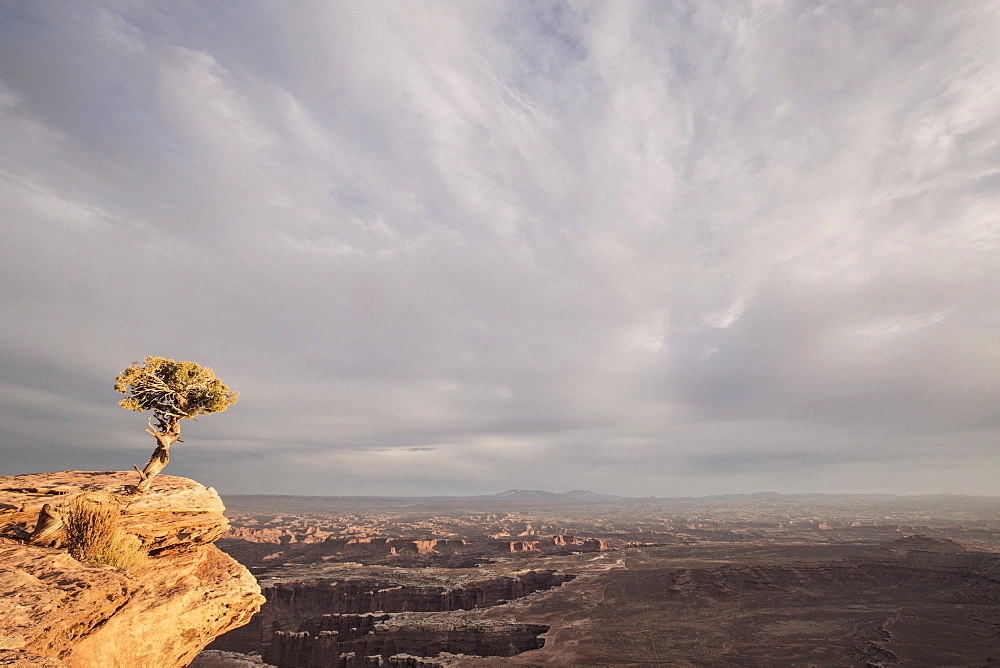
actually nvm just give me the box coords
[0,471,264,667]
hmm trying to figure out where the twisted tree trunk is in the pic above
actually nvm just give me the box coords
[134,418,181,493]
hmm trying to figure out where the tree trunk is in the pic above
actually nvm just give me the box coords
[134,424,180,493]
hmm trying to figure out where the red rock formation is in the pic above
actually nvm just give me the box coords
[224,528,296,544]
[0,472,264,668]
[581,538,612,551]
[297,527,329,544]
[325,536,394,554]
[398,539,467,555]
[508,541,540,552]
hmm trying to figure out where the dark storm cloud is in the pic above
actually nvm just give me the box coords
[2,1,999,496]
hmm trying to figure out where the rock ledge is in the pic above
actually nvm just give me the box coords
[0,471,264,668]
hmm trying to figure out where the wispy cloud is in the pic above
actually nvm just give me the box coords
[2,1,999,496]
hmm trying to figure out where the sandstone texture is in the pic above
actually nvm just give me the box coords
[0,471,264,668]
[0,649,68,667]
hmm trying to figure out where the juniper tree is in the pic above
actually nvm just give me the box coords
[115,357,238,492]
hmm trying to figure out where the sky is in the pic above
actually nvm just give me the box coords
[2,1,999,497]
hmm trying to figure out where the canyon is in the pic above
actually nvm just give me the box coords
[210,567,574,665]
[206,491,1000,665]
[5,477,1000,665]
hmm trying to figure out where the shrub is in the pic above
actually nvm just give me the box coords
[63,496,149,576]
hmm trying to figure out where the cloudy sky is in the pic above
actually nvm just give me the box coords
[2,1,999,497]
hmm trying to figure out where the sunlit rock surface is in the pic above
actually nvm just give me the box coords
[0,472,264,668]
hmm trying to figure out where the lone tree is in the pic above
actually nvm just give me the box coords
[115,356,238,492]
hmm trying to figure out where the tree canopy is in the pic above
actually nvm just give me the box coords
[115,356,238,427]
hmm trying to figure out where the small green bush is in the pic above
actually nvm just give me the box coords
[63,496,149,576]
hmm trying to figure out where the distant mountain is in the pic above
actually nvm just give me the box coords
[480,489,555,499]
[562,489,619,499]
[475,489,623,502]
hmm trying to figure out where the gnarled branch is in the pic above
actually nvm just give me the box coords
[28,503,63,547]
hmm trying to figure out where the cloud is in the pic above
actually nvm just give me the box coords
[2,1,999,496]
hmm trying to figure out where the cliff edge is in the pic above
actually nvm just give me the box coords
[0,471,264,667]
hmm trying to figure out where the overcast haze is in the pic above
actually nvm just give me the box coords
[2,1,999,497]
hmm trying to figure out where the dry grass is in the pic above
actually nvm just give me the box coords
[63,495,150,576]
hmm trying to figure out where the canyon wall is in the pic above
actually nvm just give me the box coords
[211,570,572,666]
[0,471,265,667]
[265,618,549,667]
[259,570,573,616]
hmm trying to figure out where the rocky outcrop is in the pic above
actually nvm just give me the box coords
[0,471,264,667]
[1,471,231,551]
[397,540,467,556]
[582,538,612,551]
[224,527,330,546]
[225,528,298,545]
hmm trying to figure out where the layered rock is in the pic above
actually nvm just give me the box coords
[1,471,230,551]
[0,471,264,667]
[189,650,276,667]
[210,570,573,665]
[257,570,574,617]
[265,617,550,666]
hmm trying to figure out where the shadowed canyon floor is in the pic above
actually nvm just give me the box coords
[205,492,1000,666]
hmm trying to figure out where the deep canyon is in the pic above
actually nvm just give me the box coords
[5,478,1000,665]
[204,491,1000,666]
